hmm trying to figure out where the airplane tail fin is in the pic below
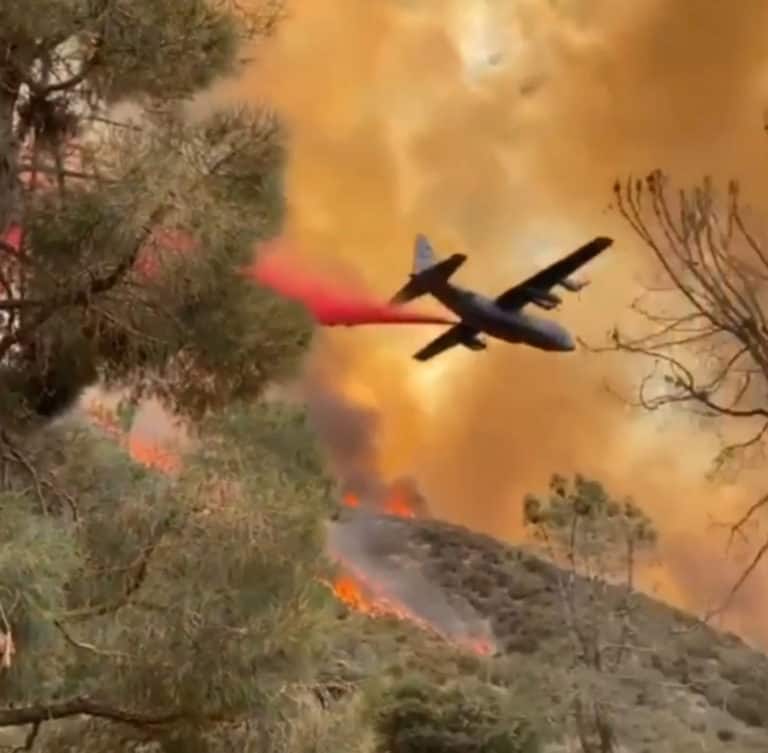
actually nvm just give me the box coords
[390,234,466,305]
[412,234,437,275]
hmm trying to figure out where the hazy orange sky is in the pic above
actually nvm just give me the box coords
[192,0,768,644]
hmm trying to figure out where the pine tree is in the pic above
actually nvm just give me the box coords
[0,401,339,751]
[0,0,311,429]
[0,2,347,751]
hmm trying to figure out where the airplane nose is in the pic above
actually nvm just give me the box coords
[561,333,576,351]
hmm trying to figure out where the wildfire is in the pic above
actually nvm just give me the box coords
[85,399,493,655]
[84,400,181,474]
[341,489,417,519]
[328,553,494,656]
[128,436,181,474]
[331,489,494,656]
[382,493,416,519]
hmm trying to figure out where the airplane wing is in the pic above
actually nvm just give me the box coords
[494,236,613,311]
[413,323,480,361]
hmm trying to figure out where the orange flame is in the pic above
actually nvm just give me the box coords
[335,488,492,655]
[328,554,493,656]
[127,436,181,474]
[382,491,416,519]
[341,489,416,519]
[85,401,181,475]
[342,491,360,508]
[86,401,491,654]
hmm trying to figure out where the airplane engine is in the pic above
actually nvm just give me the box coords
[560,277,588,292]
[465,335,486,351]
[528,288,562,310]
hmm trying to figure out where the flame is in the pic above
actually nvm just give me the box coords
[334,487,492,655]
[127,436,181,474]
[382,490,417,519]
[86,399,491,654]
[341,489,417,519]
[328,554,493,656]
[84,400,181,475]
[341,491,360,508]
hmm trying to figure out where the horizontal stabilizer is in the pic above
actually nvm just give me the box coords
[560,277,589,292]
[391,251,466,305]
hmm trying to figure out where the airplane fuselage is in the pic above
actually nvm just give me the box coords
[425,280,576,352]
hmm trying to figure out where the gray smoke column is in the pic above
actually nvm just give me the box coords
[303,358,491,649]
[303,372,430,516]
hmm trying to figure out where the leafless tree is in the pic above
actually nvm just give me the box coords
[586,169,768,610]
[524,474,658,753]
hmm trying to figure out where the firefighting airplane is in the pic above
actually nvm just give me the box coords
[389,234,613,361]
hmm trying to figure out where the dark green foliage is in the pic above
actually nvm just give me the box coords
[0,0,240,102]
[369,675,541,753]
[0,0,308,427]
[0,3,344,749]
[0,399,337,747]
[5,105,312,424]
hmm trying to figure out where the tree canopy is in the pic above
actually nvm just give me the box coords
[0,1,340,750]
[0,401,339,751]
[0,0,311,430]
[595,170,768,600]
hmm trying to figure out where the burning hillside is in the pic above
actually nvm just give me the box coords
[328,512,768,751]
[327,487,496,655]
[81,396,492,654]
[71,393,768,747]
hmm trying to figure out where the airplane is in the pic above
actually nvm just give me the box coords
[389,233,613,361]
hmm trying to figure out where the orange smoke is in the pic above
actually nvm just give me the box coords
[202,0,768,646]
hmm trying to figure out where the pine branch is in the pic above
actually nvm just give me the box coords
[0,204,169,361]
[57,512,177,623]
[0,697,229,728]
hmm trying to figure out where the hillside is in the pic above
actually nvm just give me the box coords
[327,512,768,752]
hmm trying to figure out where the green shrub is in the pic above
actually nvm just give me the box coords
[369,674,541,753]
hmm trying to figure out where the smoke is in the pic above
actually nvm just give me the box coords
[200,0,768,644]
[304,363,430,517]
[327,511,496,650]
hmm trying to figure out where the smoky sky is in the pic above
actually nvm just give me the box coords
[202,0,768,643]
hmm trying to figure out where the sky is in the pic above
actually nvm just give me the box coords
[190,0,768,644]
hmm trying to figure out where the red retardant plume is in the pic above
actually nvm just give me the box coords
[242,244,456,328]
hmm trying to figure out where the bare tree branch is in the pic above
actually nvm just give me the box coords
[595,169,768,608]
